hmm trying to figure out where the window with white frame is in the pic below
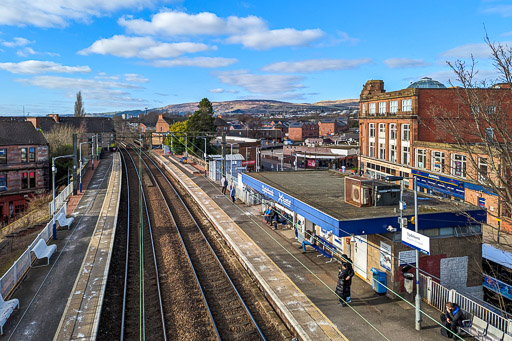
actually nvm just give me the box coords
[369,103,376,114]
[487,106,496,115]
[415,149,426,169]
[451,154,466,178]
[389,124,397,141]
[369,123,375,138]
[379,102,386,114]
[369,141,375,158]
[378,123,385,138]
[390,101,398,113]
[402,99,412,112]
[471,106,479,115]
[390,144,397,163]
[478,157,488,182]
[378,143,385,160]
[401,124,410,141]
[431,151,445,173]
[402,146,410,165]
[362,104,366,114]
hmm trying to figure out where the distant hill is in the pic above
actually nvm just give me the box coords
[102,99,359,118]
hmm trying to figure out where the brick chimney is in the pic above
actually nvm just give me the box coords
[360,80,385,99]
[27,117,40,128]
[49,113,60,122]
[158,114,163,120]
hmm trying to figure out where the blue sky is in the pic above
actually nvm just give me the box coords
[1,0,511,115]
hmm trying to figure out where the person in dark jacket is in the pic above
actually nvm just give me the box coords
[230,185,236,203]
[440,302,463,338]
[335,262,354,306]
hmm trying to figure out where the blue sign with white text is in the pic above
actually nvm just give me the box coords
[411,169,465,199]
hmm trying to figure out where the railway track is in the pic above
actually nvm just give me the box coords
[129,143,267,340]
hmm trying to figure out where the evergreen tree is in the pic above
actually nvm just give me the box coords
[74,91,85,117]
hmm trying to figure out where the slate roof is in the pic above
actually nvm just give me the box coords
[214,117,228,126]
[36,117,115,133]
[0,121,48,145]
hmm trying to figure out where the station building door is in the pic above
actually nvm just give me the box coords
[354,235,368,279]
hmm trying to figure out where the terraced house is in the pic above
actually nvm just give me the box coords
[0,121,49,225]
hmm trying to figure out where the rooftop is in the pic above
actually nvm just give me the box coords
[407,77,446,89]
[246,170,481,221]
[0,121,48,145]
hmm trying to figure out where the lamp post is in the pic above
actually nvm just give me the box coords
[200,136,208,177]
[91,137,95,170]
[385,175,421,330]
[79,141,90,193]
[52,154,74,240]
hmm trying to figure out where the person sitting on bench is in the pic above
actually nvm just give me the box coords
[302,231,315,253]
[440,302,463,338]
[273,210,287,229]
[264,206,272,224]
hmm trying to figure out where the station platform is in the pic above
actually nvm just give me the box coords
[1,153,115,341]
[54,153,121,340]
[154,152,443,341]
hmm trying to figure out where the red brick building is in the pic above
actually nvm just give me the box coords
[214,116,229,136]
[0,121,49,224]
[358,78,512,228]
[318,118,342,136]
[288,121,319,141]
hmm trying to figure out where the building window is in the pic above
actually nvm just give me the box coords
[486,127,494,141]
[0,149,6,164]
[379,102,386,114]
[389,124,397,141]
[378,123,386,138]
[416,149,426,169]
[29,147,35,162]
[431,151,445,173]
[29,172,36,188]
[401,124,410,141]
[369,123,375,138]
[451,154,466,178]
[390,101,398,113]
[402,146,410,165]
[361,104,366,114]
[487,106,496,115]
[378,143,385,160]
[21,172,28,189]
[369,141,375,158]
[402,99,412,112]
[471,106,479,115]
[390,144,397,163]
[478,157,488,182]
[21,148,27,163]
[369,103,376,114]
[0,174,6,190]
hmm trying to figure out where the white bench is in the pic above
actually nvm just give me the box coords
[0,293,19,335]
[55,211,74,229]
[30,239,57,266]
[483,325,505,341]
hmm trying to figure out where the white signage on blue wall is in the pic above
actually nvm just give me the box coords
[401,228,430,255]
[261,185,274,197]
[278,193,292,207]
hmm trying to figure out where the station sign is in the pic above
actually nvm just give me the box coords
[242,160,256,166]
[401,228,430,255]
[411,169,465,199]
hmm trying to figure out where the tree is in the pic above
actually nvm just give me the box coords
[165,120,188,154]
[74,91,85,117]
[187,98,216,153]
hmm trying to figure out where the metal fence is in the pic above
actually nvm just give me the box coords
[0,203,67,298]
[420,273,512,334]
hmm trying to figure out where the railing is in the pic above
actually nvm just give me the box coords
[48,160,88,215]
[420,273,512,334]
[0,204,67,298]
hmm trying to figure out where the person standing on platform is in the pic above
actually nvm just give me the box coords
[221,175,227,194]
[230,185,236,203]
[335,262,353,306]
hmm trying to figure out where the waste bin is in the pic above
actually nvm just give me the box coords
[370,267,387,294]
[403,272,414,294]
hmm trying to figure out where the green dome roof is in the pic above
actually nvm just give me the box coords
[407,77,446,89]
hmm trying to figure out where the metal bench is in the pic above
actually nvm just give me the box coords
[30,239,57,266]
[55,211,74,229]
[0,293,19,335]
[483,325,505,341]
[503,333,512,341]
[461,315,488,340]
[314,235,335,263]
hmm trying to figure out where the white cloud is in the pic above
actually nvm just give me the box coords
[335,31,359,44]
[16,47,36,57]
[2,37,33,47]
[226,28,323,50]
[119,11,324,50]
[151,57,237,68]
[483,5,512,17]
[216,70,304,95]
[423,69,500,85]
[0,0,170,27]
[440,43,494,59]
[119,11,266,36]
[209,88,224,93]
[79,35,214,59]
[0,60,90,74]
[262,58,371,73]
[384,58,430,69]
[124,73,149,83]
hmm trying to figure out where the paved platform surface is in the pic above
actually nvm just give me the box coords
[54,153,121,341]
[155,152,443,341]
[1,154,114,341]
